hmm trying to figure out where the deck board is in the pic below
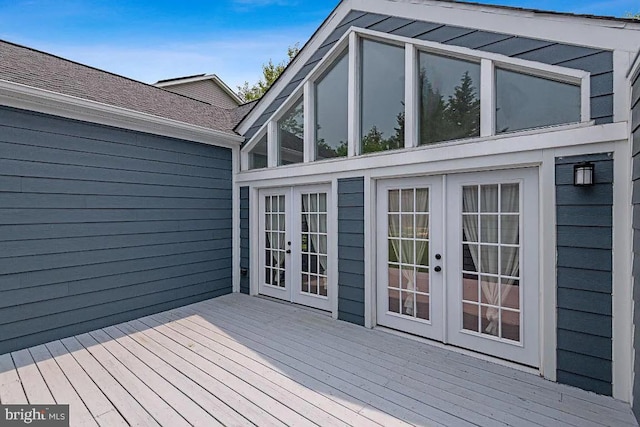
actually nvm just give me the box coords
[0,293,636,427]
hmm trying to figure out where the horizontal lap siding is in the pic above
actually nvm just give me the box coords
[243,11,612,141]
[0,106,233,355]
[555,153,613,396]
[632,69,640,421]
[338,177,365,326]
[240,186,250,294]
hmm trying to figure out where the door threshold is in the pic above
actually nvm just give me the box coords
[375,325,540,376]
[255,294,332,317]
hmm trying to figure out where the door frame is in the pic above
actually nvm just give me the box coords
[255,183,336,312]
[374,168,540,367]
[375,176,445,341]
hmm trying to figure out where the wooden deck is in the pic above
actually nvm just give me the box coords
[0,293,636,427]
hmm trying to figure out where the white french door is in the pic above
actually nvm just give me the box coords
[377,168,539,367]
[258,185,332,311]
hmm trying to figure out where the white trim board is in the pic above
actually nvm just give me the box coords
[237,122,628,183]
[0,79,243,150]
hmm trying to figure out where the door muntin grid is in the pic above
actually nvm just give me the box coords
[461,183,521,343]
[387,188,431,321]
[301,192,328,297]
[264,194,286,288]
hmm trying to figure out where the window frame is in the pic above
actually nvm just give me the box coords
[241,27,591,170]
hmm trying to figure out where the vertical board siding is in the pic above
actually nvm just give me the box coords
[0,106,233,355]
[555,153,613,396]
[240,186,250,294]
[243,10,613,141]
[338,177,365,326]
[632,69,640,422]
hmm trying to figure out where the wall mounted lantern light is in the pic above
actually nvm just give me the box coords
[574,162,595,186]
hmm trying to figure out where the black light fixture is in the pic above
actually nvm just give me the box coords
[574,162,595,186]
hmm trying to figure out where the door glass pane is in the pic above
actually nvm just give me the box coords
[300,192,328,298]
[361,40,405,154]
[278,98,304,165]
[387,187,430,321]
[461,183,521,342]
[496,68,580,134]
[418,53,481,145]
[264,195,286,288]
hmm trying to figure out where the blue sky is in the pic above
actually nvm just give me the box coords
[0,0,637,91]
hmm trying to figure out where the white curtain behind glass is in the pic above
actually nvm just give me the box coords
[389,189,429,316]
[462,184,519,335]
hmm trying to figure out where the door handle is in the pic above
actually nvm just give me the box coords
[286,249,291,254]
[434,266,442,272]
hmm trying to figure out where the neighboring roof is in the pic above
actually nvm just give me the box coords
[229,101,258,128]
[155,73,206,84]
[154,73,244,105]
[0,40,238,134]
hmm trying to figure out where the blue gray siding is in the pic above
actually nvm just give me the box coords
[0,106,233,355]
[632,69,640,421]
[240,186,250,294]
[338,177,365,326]
[244,10,613,141]
[555,153,613,396]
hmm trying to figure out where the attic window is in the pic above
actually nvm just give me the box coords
[495,68,581,134]
[248,134,268,170]
[315,51,349,160]
[277,97,304,165]
[418,52,481,146]
[360,39,405,154]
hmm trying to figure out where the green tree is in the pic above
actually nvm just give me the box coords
[625,12,640,19]
[443,71,480,141]
[361,126,389,154]
[419,76,448,145]
[237,44,300,102]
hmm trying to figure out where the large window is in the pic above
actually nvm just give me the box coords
[315,52,349,160]
[248,134,268,169]
[495,69,581,134]
[244,30,588,170]
[419,53,481,145]
[277,98,304,166]
[360,39,405,154]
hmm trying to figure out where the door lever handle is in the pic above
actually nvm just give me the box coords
[434,266,442,272]
[286,249,291,254]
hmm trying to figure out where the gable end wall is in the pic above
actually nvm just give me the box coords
[243,10,614,142]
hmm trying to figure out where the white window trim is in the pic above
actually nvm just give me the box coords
[241,129,268,170]
[241,26,592,170]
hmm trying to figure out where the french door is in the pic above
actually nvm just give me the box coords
[258,185,332,311]
[377,169,539,367]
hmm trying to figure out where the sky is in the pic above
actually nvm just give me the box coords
[0,0,637,92]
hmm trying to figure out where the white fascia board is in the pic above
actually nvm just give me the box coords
[354,0,640,52]
[236,0,354,135]
[0,79,243,149]
[236,122,628,183]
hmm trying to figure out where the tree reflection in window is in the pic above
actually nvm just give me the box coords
[315,52,349,160]
[277,98,304,165]
[419,53,480,145]
[360,39,405,154]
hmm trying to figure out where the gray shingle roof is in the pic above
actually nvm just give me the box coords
[0,40,241,134]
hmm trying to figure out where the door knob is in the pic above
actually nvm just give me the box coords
[434,266,442,272]
[286,249,291,254]
[435,254,442,260]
